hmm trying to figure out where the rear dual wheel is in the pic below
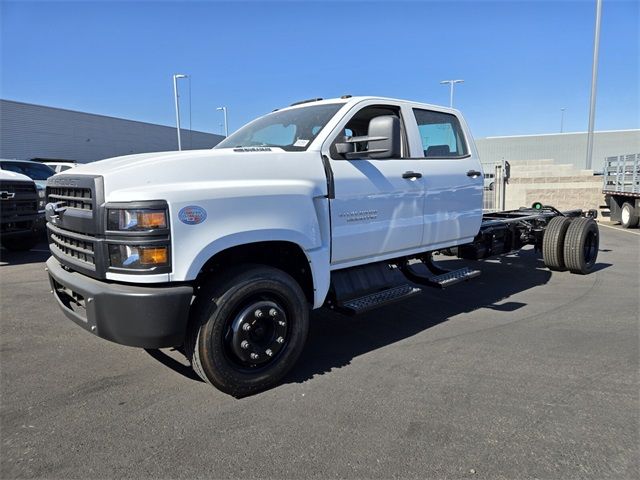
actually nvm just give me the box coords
[563,218,599,274]
[543,216,599,274]
[542,216,572,271]
[185,265,309,397]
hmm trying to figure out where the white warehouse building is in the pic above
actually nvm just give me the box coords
[475,129,640,172]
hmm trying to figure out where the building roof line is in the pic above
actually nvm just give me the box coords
[0,98,223,138]
[482,129,640,140]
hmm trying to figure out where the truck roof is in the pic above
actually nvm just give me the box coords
[279,96,460,115]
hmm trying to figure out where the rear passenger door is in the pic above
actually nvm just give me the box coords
[407,108,483,248]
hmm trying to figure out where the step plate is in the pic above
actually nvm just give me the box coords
[430,267,481,287]
[339,284,422,315]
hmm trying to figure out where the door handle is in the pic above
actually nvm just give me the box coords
[402,171,422,180]
[467,170,482,178]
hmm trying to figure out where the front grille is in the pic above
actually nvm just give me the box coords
[49,225,96,268]
[0,180,38,220]
[47,187,92,210]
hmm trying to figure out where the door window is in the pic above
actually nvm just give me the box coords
[331,105,407,159]
[413,109,468,158]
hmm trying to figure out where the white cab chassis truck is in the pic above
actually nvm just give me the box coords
[44,96,600,396]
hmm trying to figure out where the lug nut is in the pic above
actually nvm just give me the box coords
[269,308,278,317]
[241,340,249,349]
[278,320,286,326]
[276,336,284,344]
[242,323,251,331]
[254,310,263,318]
[250,353,259,360]
[265,349,273,357]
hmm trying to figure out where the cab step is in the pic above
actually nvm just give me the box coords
[399,256,481,289]
[427,267,481,288]
[336,284,422,315]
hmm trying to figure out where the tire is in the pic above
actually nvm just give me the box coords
[185,265,309,397]
[1,234,39,251]
[542,216,572,271]
[563,217,599,275]
[621,202,639,229]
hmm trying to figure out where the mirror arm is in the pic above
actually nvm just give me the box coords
[344,135,388,143]
[343,149,388,160]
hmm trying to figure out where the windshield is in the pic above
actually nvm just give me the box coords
[1,161,54,181]
[215,103,345,152]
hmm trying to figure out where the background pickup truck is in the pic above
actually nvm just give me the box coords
[0,170,45,251]
[44,96,600,396]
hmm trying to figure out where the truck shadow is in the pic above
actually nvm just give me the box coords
[283,249,608,386]
[145,248,611,391]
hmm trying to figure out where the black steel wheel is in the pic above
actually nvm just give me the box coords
[542,216,572,271]
[563,217,599,275]
[621,202,639,229]
[185,265,309,397]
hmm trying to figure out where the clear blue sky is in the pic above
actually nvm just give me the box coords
[1,0,638,138]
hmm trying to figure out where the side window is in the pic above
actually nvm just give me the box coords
[413,109,468,158]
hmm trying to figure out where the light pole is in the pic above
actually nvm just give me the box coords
[560,107,567,133]
[586,0,602,169]
[217,106,228,137]
[173,74,188,150]
[440,79,464,107]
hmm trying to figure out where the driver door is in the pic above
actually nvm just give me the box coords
[323,103,426,266]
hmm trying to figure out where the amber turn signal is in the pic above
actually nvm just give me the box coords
[139,247,168,265]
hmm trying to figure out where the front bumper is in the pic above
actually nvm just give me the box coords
[46,257,193,348]
[1,213,45,238]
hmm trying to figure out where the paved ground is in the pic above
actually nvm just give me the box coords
[1,225,638,479]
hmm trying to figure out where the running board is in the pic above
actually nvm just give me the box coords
[336,284,422,315]
[399,258,481,289]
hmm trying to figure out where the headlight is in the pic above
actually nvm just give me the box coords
[108,244,169,269]
[37,188,45,209]
[107,208,167,231]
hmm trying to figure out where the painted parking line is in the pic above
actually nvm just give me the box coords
[598,222,640,236]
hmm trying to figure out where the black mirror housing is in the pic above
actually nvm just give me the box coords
[367,115,401,159]
[335,142,354,155]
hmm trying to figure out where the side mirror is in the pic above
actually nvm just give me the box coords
[339,115,401,160]
[367,115,400,159]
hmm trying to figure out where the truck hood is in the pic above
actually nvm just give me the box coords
[62,148,326,202]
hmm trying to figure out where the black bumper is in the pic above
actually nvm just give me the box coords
[46,257,193,348]
[1,213,45,238]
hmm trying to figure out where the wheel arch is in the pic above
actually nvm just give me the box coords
[192,238,325,306]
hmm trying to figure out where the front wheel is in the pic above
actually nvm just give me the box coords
[185,265,309,397]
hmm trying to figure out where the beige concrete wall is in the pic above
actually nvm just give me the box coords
[504,160,604,212]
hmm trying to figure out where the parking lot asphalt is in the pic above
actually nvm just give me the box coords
[1,225,638,480]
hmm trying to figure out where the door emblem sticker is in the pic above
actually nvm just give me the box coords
[178,205,207,225]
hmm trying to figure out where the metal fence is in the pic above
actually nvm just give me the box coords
[481,159,509,212]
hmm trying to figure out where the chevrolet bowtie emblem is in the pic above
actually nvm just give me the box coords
[0,191,16,200]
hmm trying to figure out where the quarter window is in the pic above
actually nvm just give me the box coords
[413,109,468,158]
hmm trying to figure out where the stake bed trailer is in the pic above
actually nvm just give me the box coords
[603,153,640,228]
[44,96,601,396]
